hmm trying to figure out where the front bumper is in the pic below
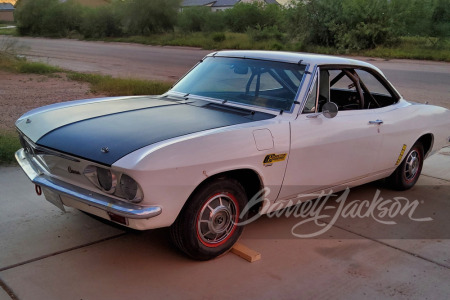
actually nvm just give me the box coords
[15,148,162,223]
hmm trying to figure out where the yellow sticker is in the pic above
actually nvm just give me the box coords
[263,153,287,165]
[395,144,407,165]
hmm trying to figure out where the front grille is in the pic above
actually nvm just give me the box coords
[18,131,80,162]
[18,132,36,155]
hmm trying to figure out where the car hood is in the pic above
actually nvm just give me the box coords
[16,96,274,165]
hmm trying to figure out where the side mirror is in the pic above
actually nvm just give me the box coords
[322,102,338,119]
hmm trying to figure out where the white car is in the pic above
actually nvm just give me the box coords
[15,51,450,260]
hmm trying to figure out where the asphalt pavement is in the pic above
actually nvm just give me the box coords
[1,36,449,109]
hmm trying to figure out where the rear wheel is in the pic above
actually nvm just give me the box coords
[170,178,248,260]
[387,142,424,190]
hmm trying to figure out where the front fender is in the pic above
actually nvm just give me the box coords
[113,119,290,227]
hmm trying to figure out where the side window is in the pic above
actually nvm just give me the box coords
[328,69,362,111]
[329,70,356,92]
[356,70,391,96]
[317,69,330,112]
[356,69,398,108]
[303,76,317,113]
[315,67,399,112]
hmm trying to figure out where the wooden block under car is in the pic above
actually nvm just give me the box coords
[231,242,261,262]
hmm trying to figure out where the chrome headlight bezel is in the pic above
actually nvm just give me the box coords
[84,165,143,203]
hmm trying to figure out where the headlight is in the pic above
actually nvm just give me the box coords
[120,174,140,202]
[97,167,116,193]
[84,165,143,203]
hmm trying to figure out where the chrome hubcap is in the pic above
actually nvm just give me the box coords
[197,193,237,245]
[404,150,420,181]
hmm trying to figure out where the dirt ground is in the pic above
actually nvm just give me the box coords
[0,71,103,132]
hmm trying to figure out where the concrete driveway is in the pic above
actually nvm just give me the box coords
[0,149,449,300]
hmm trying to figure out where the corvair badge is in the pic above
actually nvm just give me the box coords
[68,166,81,175]
[263,153,287,166]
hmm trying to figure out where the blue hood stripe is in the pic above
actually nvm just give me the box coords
[36,101,274,165]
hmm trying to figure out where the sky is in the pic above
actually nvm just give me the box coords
[2,0,291,7]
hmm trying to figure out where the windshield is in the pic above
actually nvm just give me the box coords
[171,57,306,111]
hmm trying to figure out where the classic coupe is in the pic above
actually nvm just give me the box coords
[15,51,450,260]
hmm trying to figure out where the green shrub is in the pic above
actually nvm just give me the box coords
[67,72,172,96]
[12,0,450,55]
[15,0,180,37]
[389,0,434,37]
[178,7,226,33]
[178,7,210,32]
[247,25,284,42]
[0,131,21,165]
[81,6,122,38]
[118,0,181,35]
[269,42,283,51]
[15,0,59,35]
[430,0,450,43]
[224,2,263,32]
[212,32,226,43]
[203,10,226,32]
[287,0,397,50]
[15,0,83,37]
[17,61,61,74]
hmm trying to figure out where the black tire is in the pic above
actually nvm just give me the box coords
[386,142,424,191]
[169,178,248,260]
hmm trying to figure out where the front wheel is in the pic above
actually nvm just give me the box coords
[169,178,248,260]
[386,142,424,190]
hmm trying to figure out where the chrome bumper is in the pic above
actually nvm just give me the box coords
[15,149,162,219]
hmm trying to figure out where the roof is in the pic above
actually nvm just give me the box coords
[210,50,383,74]
[0,3,14,10]
[182,0,240,7]
[182,0,216,6]
[213,0,240,6]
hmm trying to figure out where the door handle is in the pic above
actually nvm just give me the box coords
[369,120,383,125]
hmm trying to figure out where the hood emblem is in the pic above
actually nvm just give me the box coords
[101,147,109,153]
[26,118,32,124]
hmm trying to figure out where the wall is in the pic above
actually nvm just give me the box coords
[0,11,14,22]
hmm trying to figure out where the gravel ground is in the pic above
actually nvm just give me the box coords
[0,71,103,132]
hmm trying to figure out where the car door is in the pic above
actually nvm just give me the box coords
[277,67,384,201]
[352,69,416,173]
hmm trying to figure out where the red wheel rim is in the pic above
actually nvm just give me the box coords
[196,192,239,247]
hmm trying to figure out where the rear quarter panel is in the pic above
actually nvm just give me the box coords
[377,100,450,172]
